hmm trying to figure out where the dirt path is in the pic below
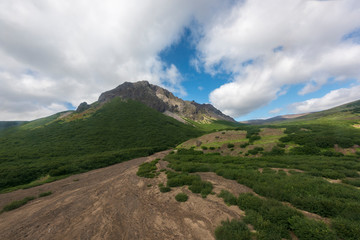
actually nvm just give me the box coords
[0,150,243,240]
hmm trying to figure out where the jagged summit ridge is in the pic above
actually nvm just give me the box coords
[97,81,235,123]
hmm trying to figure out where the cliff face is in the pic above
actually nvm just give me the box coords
[98,81,235,123]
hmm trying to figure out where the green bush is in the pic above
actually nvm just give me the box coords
[289,216,336,240]
[201,146,208,150]
[249,135,261,142]
[188,181,213,198]
[277,143,286,148]
[38,191,52,197]
[240,142,249,148]
[175,193,188,202]
[159,186,171,193]
[227,143,234,148]
[265,146,285,155]
[209,147,216,150]
[215,219,251,240]
[218,190,237,205]
[136,159,159,178]
[1,196,36,212]
[332,218,360,240]
[342,178,360,187]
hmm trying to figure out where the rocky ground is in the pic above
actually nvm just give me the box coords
[0,150,246,240]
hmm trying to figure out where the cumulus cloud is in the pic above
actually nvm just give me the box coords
[197,0,360,117]
[0,0,228,120]
[290,85,360,114]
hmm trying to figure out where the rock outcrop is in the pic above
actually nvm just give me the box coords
[98,81,235,123]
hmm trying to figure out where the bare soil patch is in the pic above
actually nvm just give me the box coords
[259,128,284,137]
[0,150,243,240]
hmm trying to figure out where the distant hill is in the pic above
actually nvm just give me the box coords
[242,113,309,125]
[0,121,27,132]
[244,99,360,126]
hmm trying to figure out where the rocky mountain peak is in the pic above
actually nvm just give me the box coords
[97,81,235,123]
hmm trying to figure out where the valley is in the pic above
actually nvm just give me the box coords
[0,82,360,239]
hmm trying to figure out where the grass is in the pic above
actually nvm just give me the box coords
[175,193,188,202]
[165,148,360,239]
[1,196,36,213]
[0,99,202,191]
[183,119,244,131]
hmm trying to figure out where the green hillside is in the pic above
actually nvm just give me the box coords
[274,99,360,127]
[0,121,27,132]
[0,98,202,191]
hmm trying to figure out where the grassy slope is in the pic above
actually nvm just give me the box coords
[184,119,244,131]
[0,121,28,132]
[273,99,360,127]
[170,101,360,239]
[166,149,360,239]
[0,98,202,191]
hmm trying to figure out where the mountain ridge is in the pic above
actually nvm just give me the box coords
[94,81,235,123]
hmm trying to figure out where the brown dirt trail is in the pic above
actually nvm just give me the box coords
[0,150,242,240]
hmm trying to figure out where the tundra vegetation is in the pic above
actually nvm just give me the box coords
[0,99,202,192]
[164,145,360,239]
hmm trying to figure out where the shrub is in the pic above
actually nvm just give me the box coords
[218,190,237,205]
[38,191,52,197]
[227,143,234,148]
[289,216,336,240]
[266,146,285,155]
[201,146,208,150]
[215,219,251,240]
[159,186,171,193]
[1,196,36,212]
[209,147,216,150]
[240,142,249,148]
[188,181,213,198]
[277,143,286,148]
[332,218,360,240]
[249,135,261,142]
[175,193,188,202]
[342,178,360,187]
[136,159,158,178]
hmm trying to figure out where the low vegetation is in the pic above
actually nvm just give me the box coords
[175,193,188,202]
[1,196,36,213]
[215,219,251,240]
[136,159,159,178]
[38,191,52,197]
[166,171,213,198]
[0,99,202,191]
[165,148,360,239]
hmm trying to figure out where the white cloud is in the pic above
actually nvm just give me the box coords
[0,0,229,120]
[269,108,282,115]
[290,85,360,114]
[197,0,360,117]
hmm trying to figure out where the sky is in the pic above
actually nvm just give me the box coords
[0,0,360,121]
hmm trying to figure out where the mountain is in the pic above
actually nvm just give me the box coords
[96,81,235,123]
[244,99,360,126]
[242,113,309,125]
[0,97,202,191]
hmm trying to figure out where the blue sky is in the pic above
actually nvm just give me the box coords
[0,0,359,121]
